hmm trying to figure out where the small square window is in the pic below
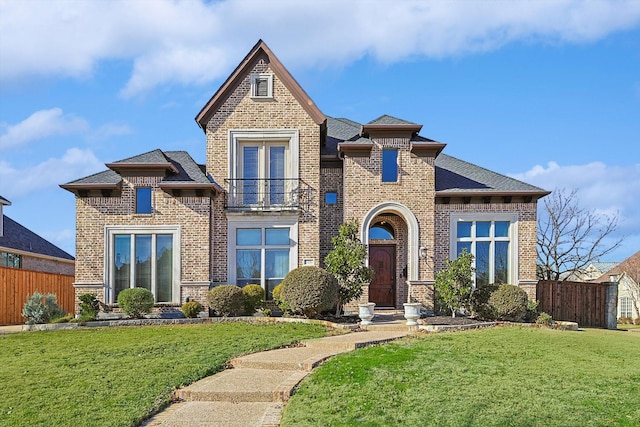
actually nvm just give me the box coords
[251,73,273,98]
[382,149,398,182]
[325,192,337,205]
[136,187,152,214]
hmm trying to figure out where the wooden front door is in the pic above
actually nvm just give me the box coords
[369,245,396,307]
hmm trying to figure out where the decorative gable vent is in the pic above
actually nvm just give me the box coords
[251,73,273,98]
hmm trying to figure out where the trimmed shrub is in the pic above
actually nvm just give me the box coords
[618,316,633,325]
[181,301,203,318]
[207,285,245,317]
[22,292,66,325]
[488,284,529,321]
[272,283,289,313]
[117,288,154,319]
[469,283,500,320]
[524,299,540,323]
[280,266,338,318]
[242,284,265,314]
[79,293,100,320]
[536,312,553,325]
[635,318,640,326]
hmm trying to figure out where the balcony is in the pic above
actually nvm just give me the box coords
[225,178,306,211]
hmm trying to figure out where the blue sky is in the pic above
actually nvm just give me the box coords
[1,0,639,262]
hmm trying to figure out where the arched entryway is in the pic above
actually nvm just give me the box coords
[362,202,420,308]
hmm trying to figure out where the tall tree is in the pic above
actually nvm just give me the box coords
[325,219,374,316]
[537,188,623,281]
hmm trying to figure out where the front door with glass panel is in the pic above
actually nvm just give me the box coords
[239,143,287,207]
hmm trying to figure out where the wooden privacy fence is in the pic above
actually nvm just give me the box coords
[0,266,75,326]
[537,280,614,328]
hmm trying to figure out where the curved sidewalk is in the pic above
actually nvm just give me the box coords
[141,329,410,427]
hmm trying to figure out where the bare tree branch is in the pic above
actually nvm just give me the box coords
[537,188,623,280]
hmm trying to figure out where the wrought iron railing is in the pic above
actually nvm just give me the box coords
[225,178,304,210]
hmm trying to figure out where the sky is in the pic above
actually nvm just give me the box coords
[0,0,639,263]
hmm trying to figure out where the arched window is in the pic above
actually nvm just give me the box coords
[369,222,395,240]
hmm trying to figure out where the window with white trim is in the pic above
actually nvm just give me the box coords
[107,227,179,303]
[1,251,21,268]
[239,141,288,206]
[620,296,633,318]
[228,219,297,300]
[451,214,517,288]
[251,73,273,98]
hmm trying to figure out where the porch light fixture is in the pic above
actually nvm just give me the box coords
[419,246,427,259]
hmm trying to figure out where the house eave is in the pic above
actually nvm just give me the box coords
[436,190,551,198]
[105,162,179,174]
[410,142,447,157]
[337,142,374,156]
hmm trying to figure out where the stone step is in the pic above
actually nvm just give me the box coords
[175,368,308,403]
[230,346,339,371]
[141,401,277,427]
[301,330,408,351]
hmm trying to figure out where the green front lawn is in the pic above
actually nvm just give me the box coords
[0,322,327,427]
[283,327,640,426]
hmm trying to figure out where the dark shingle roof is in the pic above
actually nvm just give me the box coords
[163,151,212,184]
[0,215,74,261]
[110,149,169,164]
[435,154,547,194]
[368,115,417,125]
[64,169,121,186]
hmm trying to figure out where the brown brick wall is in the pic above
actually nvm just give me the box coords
[204,57,321,274]
[319,166,343,264]
[73,175,212,308]
[22,256,74,275]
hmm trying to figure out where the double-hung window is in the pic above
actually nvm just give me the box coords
[620,296,633,318]
[451,214,517,288]
[108,226,178,303]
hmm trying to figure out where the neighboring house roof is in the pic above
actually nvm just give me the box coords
[0,195,10,206]
[61,149,221,193]
[594,250,640,283]
[0,215,74,261]
[195,39,326,129]
[324,115,548,197]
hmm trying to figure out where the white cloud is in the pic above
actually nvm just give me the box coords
[1,0,639,96]
[511,161,640,246]
[0,148,104,198]
[0,108,89,150]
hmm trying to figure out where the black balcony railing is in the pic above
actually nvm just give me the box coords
[225,178,302,210]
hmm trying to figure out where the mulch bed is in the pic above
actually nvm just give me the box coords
[420,315,486,325]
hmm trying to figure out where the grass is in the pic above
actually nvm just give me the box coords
[282,327,640,426]
[0,322,327,427]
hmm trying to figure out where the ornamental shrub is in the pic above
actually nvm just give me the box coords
[536,312,553,325]
[635,318,640,325]
[207,285,245,317]
[117,288,154,318]
[272,283,290,313]
[488,284,529,321]
[22,291,66,325]
[79,293,100,320]
[242,284,265,314]
[181,301,203,318]
[280,266,338,318]
[434,249,474,317]
[469,283,499,320]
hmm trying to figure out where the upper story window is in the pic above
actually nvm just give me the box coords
[325,192,337,205]
[382,149,398,182]
[251,73,273,98]
[136,187,152,214]
[1,252,21,268]
[451,214,517,288]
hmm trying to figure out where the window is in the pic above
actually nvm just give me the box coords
[451,214,516,288]
[251,73,273,98]
[136,187,152,214]
[382,149,398,182]
[108,227,178,303]
[229,219,298,299]
[1,252,21,268]
[620,296,633,318]
[369,222,394,240]
[325,192,337,205]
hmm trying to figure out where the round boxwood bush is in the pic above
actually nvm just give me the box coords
[469,283,500,320]
[181,301,203,318]
[242,284,265,314]
[272,283,289,313]
[280,266,338,318]
[117,287,154,318]
[488,284,529,321]
[207,285,245,317]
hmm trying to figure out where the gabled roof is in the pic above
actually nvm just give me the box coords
[0,195,10,206]
[61,150,220,193]
[594,250,640,283]
[435,154,550,197]
[0,215,74,261]
[368,115,417,125]
[195,39,326,130]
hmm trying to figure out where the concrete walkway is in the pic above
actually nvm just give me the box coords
[141,328,411,427]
